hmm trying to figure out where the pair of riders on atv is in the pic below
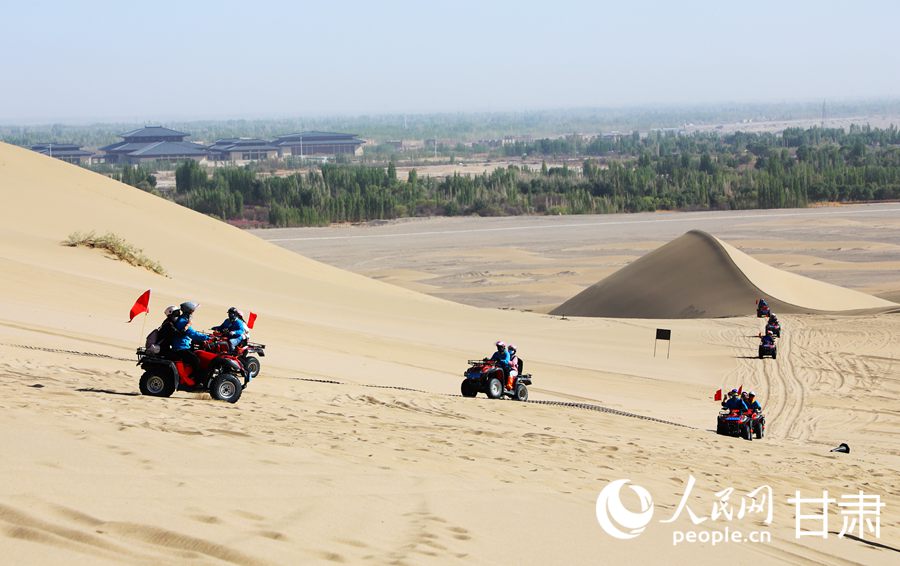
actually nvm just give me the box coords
[488,341,520,390]
[722,389,762,413]
[154,301,249,382]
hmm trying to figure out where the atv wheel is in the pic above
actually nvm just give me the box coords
[755,421,764,439]
[486,377,504,399]
[514,382,528,402]
[460,379,478,398]
[772,350,777,360]
[139,369,175,397]
[244,356,260,379]
[742,423,753,441]
[211,373,243,404]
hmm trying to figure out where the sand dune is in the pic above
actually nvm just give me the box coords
[1,143,898,564]
[553,230,898,318]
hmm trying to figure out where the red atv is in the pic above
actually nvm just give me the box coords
[135,339,249,403]
[716,409,765,440]
[210,332,265,379]
[461,358,532,401]
[756,304,771,318]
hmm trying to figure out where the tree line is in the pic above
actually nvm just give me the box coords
[165,125,900,227]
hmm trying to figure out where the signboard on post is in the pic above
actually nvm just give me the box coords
[654,328,672,359]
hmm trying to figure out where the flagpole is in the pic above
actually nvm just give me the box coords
[139,311,149,347]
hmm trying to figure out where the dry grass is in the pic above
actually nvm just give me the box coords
[63,231,167,276]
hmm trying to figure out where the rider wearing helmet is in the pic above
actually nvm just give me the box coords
[745,391,763,413]
[722,389,748,411]
[170,301,210,383]
[490,341,511,373]
[506,344,520,390]
[761,330,775,347]
[212,307,248,353]
[152,305,181,355]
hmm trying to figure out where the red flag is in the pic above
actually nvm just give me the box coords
[714,389,722,401]
[737,384,743,395]
[129,289,151,322]
[247,312,257,329]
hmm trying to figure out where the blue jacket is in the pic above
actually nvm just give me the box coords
[761,335,775,347]
[722,397,748,411]
[213,317,248,338]
[746,400,762,412]
[172,315,209,352]
[490,349,510,369]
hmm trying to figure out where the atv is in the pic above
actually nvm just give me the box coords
[756,304,771,318]
[135,339,250,403]
[716,409,764,440]
[765,322,781,338]
[209,333,265,379]
[461,358,532,401]
[758,341,777,359]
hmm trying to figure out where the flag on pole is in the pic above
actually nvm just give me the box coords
[247,312,257,329]
[714,389,722,401]
[737,384,743,395]
[129,289,151,322]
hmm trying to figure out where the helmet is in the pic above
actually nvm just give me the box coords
[496,341,506,349]
[766,330,773,335]
[741,391,749,398]
[164,305,178,317]
[227,306,244,320]
[180,301,199,315]
[748,391,756,397]
[508,344,516,353]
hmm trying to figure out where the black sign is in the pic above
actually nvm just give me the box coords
[655,328,672,341]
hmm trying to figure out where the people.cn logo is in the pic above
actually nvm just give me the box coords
[596,479,655,539]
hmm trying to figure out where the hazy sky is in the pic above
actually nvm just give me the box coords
[1,0,898,122]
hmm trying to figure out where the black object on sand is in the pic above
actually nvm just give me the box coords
[830,443,850,454]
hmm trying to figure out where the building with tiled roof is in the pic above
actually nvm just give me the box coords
[271,131,365,157]
[208,138,279,162]
[100,126,207,164]
[31,143,94,165]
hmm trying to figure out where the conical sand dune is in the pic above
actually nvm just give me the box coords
[552,230,898,318]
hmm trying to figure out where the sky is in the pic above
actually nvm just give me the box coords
[1,0,898,122]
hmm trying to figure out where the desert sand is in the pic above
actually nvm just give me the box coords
[1,141,898,564]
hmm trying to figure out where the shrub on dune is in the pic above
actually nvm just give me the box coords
[63,231,167,276]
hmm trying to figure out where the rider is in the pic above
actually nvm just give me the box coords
[767,313,778,325]
[745,391,763,414]
[721,389,748,411]
[153,305,181,355]
[170,301,210,383]
[761,330,776,347]
[506,344,520,390]
[490,341,511,379]
[212,307,248,353]
[758,298,768,309]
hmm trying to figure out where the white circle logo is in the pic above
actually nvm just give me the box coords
[595,479,655,539]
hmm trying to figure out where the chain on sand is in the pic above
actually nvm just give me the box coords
[1,343,692,429]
